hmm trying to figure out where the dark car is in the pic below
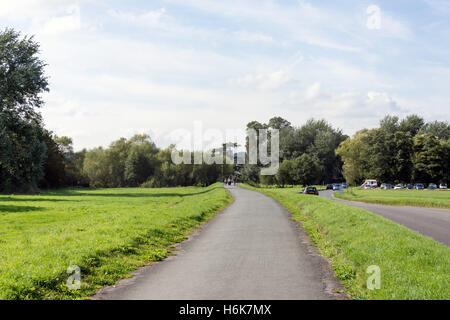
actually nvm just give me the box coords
[303,186,319,195]
[342,183,348,189]
[326,184,333,190]
[427,183,437,190]
[415,183,424,190]
[406,184,414,190]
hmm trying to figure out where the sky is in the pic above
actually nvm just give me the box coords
[1,0,449,151]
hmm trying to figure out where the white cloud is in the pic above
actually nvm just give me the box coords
[424,0,450,15]
[379,13,413,40]
[304,82,321,100]
[0,0,81,20]
[233,30,273,43]
[40,7,81,35]
[107,8,167,27]
[232,70,292,91]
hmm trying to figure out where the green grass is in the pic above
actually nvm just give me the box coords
[242,184,450,300]
[0,183,231,300]
[335,188,450,209]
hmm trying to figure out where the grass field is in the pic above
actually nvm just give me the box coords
[0,183,231,300]
[242,184,450,300]
[335,188,450,209]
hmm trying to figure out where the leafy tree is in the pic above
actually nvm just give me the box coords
[0,28,49,192]
[398,114,425,137]
[0,29,48,120]
[365,128,397,182]
[392,131,413,183]
[241,164,260,184]
[420,120,450,141]
[280,119,346,181]
[267,117,292,130]
[124,138,159,187]
[379,115,399,134]
[82,147,109,188]
[41,130,67,189]
[275,159,294,187]
[106,137,131,187]
[412,134,447,183]
[336,130,370,185]
[291,154,320,187]
[337,115,450,186]
[0,116,47,192]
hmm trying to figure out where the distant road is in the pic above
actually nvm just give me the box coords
[94,186,345,300]
[320,190,450,246]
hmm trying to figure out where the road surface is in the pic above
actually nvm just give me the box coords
[94,186,345,300]
[320,190,450,246]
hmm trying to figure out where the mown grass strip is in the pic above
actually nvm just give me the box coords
[335,188,450,209]
[241,184,450,300]
[0,183,231,300]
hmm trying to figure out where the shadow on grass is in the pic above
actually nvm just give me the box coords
[0,204,45,213]
[43,186,220,198]
[0,197,72,203]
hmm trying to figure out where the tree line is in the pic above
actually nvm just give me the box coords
[337,115,450,186]
[241,117,348,186]
[241,115,449,187]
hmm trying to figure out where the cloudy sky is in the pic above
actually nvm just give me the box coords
[1,0,449,151]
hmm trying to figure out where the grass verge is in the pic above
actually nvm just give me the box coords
[334,188,450,209]
[241,184,450,299]
[0,183,231,299]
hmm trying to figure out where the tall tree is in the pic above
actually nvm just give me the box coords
[398,114,425,137]
[0,29,49,192]
[420,120,450,141]
[0,29,48,120]
[411,134,447,183]
[291,154,321,187]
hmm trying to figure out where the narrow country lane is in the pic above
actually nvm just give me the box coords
[94,186,345,300]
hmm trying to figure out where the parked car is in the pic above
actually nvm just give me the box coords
[380,183,393,190]
[406,184,414,190]
[361,179,377,189]
[415,183,425,190]
[326,184,333,190]
[342,183,348,189]
[332,184,341,191]
[439,183,447,189]
[394,184,404,189]
[427,183,437,190]
[303,186,319,195]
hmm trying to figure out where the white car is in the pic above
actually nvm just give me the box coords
[440,183,448,189]
[394,184,404,190]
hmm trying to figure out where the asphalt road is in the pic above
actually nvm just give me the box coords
[320,190,450,246]
[94,186,345,300]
